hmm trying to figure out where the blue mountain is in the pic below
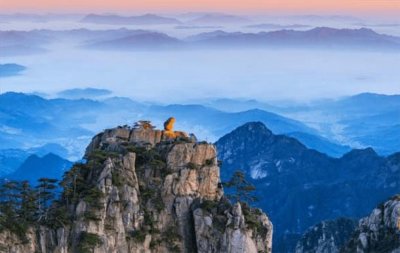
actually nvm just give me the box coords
[4,153,73,184]
[187,27,400,50]
[0,92,329,159]
[216,122,400,251]
[0,91,394,160]
[57,88,112,99]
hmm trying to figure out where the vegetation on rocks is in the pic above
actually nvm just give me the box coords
[77,232,103,253]
[0,178,59,241]
[223,170,258,204]
[0,122,273,253]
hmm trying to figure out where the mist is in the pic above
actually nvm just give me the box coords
[2,45,400,103]
[1,13,400,104]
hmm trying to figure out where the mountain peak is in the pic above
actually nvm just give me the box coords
[6,153,72,184]
[0,120,273,253]
[341,147,378,159]
[310,27,377,35]
[238,121,273,135]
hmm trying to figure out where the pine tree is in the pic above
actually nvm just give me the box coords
[0,181,32,241]
[18,181,38,223]
[36,178,58,222]
[60,164,86,207]
[223,170,258,204]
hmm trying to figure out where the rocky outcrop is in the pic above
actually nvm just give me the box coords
[295,218,357,253]
[0,229,37,253]
[341,195,400,253]
[193,202,272,253]
[0,121,272,253]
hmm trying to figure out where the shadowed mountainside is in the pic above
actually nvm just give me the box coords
[215,122,400,251]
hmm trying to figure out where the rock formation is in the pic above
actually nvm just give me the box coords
[0,120,272,253]
[341,195,400,253]
[295,218,357,253]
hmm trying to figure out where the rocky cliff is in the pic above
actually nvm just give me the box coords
[0,121,272,253]
[295,218,357,253]
[341,195,400,253]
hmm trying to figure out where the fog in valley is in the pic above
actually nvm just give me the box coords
[1,13,400,103]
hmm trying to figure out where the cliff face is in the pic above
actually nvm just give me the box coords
[0,122,272,253]
[342,195,400,253]
[295,218,357,253]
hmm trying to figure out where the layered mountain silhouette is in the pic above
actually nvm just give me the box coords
[80,13,182,25]
[187,27,400,49]
[4,27,400,55]
[0,92,323,162]
[57,88,112,99]
[245,23,311,29]
[0,91,397,165]
[4,153,72,184]
[0,30,50,56]
[215,122,400,250]
[85,32,182,50]
[292,92,400,155]
[0,144,69,176]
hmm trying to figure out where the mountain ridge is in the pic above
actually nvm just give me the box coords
[80,13,182,25]
[215,121,400,251]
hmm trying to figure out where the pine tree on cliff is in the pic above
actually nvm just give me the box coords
[18,180,37,224]
[0,180,37,241]
[223,170,258,204]
[36,178,58,221]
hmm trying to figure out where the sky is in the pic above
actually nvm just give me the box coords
[1,0,400,14]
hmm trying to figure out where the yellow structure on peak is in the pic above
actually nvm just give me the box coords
[164,117,176,131]
[163,117,188,139]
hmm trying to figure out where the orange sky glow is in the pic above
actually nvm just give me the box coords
[1,0,400,14]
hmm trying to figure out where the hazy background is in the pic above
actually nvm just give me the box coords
[1,11,400,160]
[1,13,400,103]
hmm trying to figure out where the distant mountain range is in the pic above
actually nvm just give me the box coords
[87,27,400,51]
[0,149,30,176]
[0,92,349,161]
[0,91,397,164]
[216,122,400,251]
[245,23,311,30]
[0,143,69,176]
[281,92,400,155]
[84,31,182,50]
[187,27,400,50]
[3,27,400,54]
[3,153,72,185]
[0,92,101,160]
[203,93,400,156]
[284,15,363,23]
[81,14,181,25]
[0,30,51,56]
[57,88,112,99]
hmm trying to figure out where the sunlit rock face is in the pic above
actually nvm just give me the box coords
[0,120,272,253]
[85,119,192,154]
[342,195,400,253]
